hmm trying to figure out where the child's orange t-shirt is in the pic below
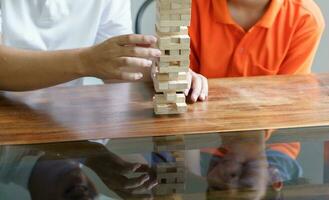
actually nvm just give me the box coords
[189,0,325,159]
[189,0,325,77]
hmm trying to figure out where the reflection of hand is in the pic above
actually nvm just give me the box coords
[207,154,268,189]
[28,141,158,199]
[29,157,98,200]
[207,132,268,200]
[85,151,157,199]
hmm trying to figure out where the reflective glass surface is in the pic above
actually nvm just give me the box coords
[1,127,329,200]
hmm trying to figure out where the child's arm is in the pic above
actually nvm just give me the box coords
[185,0,209,103]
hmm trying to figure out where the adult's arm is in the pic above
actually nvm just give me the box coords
[0,34,160,91]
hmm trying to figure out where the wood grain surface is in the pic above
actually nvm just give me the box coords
[1,73,329,145]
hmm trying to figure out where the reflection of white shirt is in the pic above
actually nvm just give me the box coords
[0,146,116,200]
[0,0,132,85]
[0,146,44,200]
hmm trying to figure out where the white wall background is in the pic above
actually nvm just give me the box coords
[131,0,328,72]
[313,0,329,72]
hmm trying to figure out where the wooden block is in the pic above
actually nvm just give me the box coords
[156,72,187,82]
[156,142,186,151]
[154,102,187,115]
[175,157,185,167]
[153,135,185,142]
[172,151,185,159]
[156,0,192,10]
[157,60,189,68]
[157,172,185,184]
[156,13,191,26]
[155,162,185,173]
[154,183,185,195]
[156,60,189,73]
[157,34,190,50]
[154,195,184,200]
[159,55,189,63]
[157,7,191,16]
[162,49,180,56]
[165,92,178,102]
[180,49,190,56]
[154,136,186,151]
[158,66,189,73]
[154,80,188,93]
[156,19,191,27]
[154,93,186,104]
[156,25,188,35]
[156,1,191,12]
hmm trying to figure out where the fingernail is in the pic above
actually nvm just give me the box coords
[134,73,143,80]
[133,164,142,171]
[143,174,150,180]
[153,50,162,57]
[148,181,158,189]
[146,60,153,66]
[149,36,157,43]
[192,94,197,102]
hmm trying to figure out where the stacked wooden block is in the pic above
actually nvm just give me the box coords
[153,136,186,196]
[153,0,191,115]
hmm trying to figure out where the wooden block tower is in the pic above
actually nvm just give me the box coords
[152,136,186,196]
[153,0,192,115]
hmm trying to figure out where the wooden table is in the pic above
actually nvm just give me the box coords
[1,73,329,145]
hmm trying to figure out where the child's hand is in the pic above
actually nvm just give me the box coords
[185,69,208,103]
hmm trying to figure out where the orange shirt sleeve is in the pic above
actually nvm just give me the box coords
[278,13,325,75]
[265,130,300,159]
[267,142,301,160]
[189,0,201,73]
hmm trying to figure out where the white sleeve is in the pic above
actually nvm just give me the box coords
[95,0,133,44]
[0,146,44,189]
[0,4,2,34]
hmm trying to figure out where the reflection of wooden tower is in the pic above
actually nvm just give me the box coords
[153,0,192,115]
[153,136,186,196]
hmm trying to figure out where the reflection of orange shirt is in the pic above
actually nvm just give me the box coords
[204,130,301,159]
[189,0,325,77]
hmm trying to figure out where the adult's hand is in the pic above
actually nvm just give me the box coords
[81,34,161,81]
[85,150,157,199]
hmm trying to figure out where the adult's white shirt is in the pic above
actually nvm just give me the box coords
[0,0,133,85]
